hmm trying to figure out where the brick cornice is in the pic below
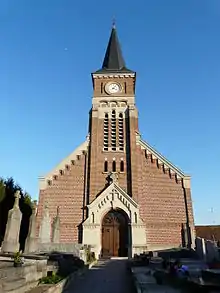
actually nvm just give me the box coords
[92,73,135,78]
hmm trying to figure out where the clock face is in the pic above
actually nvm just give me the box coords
[106,83,121,94]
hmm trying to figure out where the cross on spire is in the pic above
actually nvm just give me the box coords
[112,18,116,29]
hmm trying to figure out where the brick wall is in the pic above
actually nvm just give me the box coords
[136,145,194,247]
[36,153,87,243]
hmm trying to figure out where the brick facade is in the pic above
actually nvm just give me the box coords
[36,27,195,251]
[36,107,195,248]
[137,145,194,247]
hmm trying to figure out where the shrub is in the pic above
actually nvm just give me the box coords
[12,251,24,265]
[85,247,96,264]
[39,272,63,284]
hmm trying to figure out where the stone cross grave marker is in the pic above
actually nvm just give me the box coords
[2,190,22,253]
[25,200,38,253]
[39,202,51,243]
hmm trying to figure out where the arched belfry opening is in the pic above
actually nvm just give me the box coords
[101,208,129,258]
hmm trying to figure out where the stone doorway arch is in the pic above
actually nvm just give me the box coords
[101,209,128,258]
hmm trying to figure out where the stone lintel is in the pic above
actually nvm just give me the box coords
[183,176,191,189]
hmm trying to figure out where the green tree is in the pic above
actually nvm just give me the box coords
[23,192,33,207]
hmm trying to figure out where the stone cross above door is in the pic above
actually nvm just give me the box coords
[107,172,118,185]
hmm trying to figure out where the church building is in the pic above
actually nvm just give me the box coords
[36,26,195,258]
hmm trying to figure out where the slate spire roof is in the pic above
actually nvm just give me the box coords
[95,24,134,74]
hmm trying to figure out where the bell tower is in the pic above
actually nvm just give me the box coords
[88,25,139,202]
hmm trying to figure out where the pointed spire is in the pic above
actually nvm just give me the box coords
[95,24,133,73]
[102,25,125,71]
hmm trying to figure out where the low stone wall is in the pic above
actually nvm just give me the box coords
[36,243,82,256]
[0,256,53,293]
[0,258,48,279]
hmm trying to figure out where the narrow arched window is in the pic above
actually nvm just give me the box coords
[118,112,124,151]
[111,110,116,151]
[103,113,109,151]
[112,161,116,172]
[104,161,108,172]
[120,160,124,172]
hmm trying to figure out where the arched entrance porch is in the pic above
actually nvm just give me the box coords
[101,209,129,258]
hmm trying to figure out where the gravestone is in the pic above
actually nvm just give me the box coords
[196,237,207,260]
[39,202,51,243]
[52,206,60,243]
[2,190,22,253]
[25,200,38,253]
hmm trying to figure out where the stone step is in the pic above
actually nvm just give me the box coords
[0,264,37,280]
[25,284,53,293]
[2,278,38,293]
[0,267,21,280]
[9,282,38,293]
[2,277,26,291]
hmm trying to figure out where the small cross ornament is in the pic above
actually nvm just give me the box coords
[108,172,118,184]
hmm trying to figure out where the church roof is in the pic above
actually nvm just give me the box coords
[95,25,134,74]
[195,225,220,242]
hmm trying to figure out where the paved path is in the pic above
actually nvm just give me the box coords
[63,259,134,293]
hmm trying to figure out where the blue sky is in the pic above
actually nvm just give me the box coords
[0,0,220,225]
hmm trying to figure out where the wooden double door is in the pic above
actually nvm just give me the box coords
[101,210,128,258]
